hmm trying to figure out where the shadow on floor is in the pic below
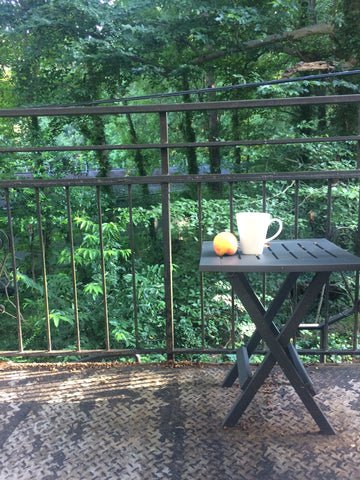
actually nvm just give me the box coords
[0,362,359,480]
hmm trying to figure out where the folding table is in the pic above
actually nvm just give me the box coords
[199,238,360,434]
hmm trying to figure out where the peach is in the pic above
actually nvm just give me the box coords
[213,231,238,256]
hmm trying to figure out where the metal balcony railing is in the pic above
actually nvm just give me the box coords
[0,92,360,362]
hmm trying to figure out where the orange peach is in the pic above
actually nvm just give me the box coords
[213,231,238,256]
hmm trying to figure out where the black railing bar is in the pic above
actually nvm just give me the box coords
[159,111,174,360]
[355,158,360,348]
[322,282,330,360]
[3,169,360,189]
[0,348,168,358]
[197,183,205,349]
[297,349,360,356]
[262,181,267,307]
[229,182,236,349]
[262,180,267,212]
[65,186,81,352]
[2,135,360,154]
[354,273,359,350]
[294,180,300,239]
[128,184,139,349]
[357,105,360,168]
[0,346,358,358]
[326,180,332,239]
[4,188,23,352]
[322,180,333,356]
[2,94,360,118]
[96,186,110,351]
[172,347,360,356]
[229,182,234,233]
[34,187,52,352]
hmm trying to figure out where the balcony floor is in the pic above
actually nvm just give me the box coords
[0,361,359,480]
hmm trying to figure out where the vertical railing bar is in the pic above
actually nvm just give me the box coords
[321,279,330,363]
[354,106,360,353]
[262,180,266,213]
[292,179,300,347]
[159,111,174,360]
[4,188,23,352]
[294,179,300,239]
[96,185,110,351]
[229,181,235,349]
[326,180,332,239]
[355,173,360,353]
[65,186,81,352]
[229,182,234,233]
[321,180,333,362]
[353,267,359,353]
[262,181,267,306]
[357,103,360,170]
[35,187,52,352]
[198,182,205,349]
[128,184,139,349]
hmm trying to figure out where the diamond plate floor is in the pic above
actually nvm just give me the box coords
[0,361,359,480]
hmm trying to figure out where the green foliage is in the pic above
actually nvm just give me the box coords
[0,0,359,361]
[1,0,359,179]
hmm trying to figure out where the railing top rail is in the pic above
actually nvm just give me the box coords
[1,135,360,155]
[1,94,360,117]
[0,169,359,189]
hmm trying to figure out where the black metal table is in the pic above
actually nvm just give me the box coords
[199,238,360,434]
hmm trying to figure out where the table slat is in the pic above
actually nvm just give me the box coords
[199,238,360,273]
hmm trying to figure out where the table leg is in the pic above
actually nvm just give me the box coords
[222,272,300,387]
[223,271,335,434]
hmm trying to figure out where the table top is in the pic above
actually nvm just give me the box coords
[199,238,360,273]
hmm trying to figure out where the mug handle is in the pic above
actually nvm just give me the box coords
[265,218,283,243]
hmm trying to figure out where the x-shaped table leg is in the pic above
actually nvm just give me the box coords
[223,270,335,434]
[223,271,301,388]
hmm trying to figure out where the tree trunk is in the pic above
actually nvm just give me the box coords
[92,116,110,178]
[208,109,221,175]
[29,116,46,175]
[206,71,221,175]
[206,71,222,194]
[126,112,150,198]
[232,110,242,169]
[336,0,360,65]
[181,76,198,175]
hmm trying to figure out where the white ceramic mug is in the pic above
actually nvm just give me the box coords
[236,212,283,255]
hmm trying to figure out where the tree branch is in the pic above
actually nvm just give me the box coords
[281,60,336,78]
[192,23,334,65]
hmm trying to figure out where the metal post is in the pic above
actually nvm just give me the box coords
[35,187,52,352]
[159,111,174,360]
[4,188,23,352]
[96,186,110,351]
[128,184,139,348]
[198,183,205,349]
[65,187,80,351]
[355,104,360,353]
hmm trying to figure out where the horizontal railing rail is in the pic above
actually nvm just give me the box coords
[1,93,360,117]
[0,93,359,362]
[1,169,360,189]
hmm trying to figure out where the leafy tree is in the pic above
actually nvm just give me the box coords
[0,0,359,360]
[2,0,359,178]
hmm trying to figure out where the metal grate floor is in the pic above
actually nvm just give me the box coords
[0,361,359,480]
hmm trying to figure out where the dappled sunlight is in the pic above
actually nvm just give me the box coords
[0,364,171,404]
